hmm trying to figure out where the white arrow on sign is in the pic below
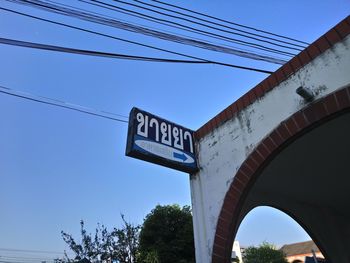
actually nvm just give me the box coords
[135,139,195,164]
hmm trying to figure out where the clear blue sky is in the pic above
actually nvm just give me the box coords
[0,0,349,260]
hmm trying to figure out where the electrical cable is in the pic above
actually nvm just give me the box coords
[0,260,42,263]
[0,7,274,73]
[0,86,129,123]
[78,0,292,59]
[81,0,298,56]
[133,0,307,49]
[81,0,294,58]
[152,0,309,45]
[5,0,290,63]
[69,0,288,62]
[107,0,304,51]
[0,248,63,255]
[0,255,55,261]
[0,37,216,64]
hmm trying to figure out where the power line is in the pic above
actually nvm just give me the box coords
[0,260,54,263]
[82,0,298,56]
[82,0,293,58]
[78,0,291,60]
[0,260,44,263]
[76,0,288,62]
[152,0,309,45]
[5,0,288,64]
[0,86,129,123]
[0,7,274,73]
[74,0,287,63]
[0,248,63,255]
[0,37,215,64]
[0,255,56,261]
[133,0,307,49]
[106,0,304,51]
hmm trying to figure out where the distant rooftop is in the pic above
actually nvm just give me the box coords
[280,240,320,256]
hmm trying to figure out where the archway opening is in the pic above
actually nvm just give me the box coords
[236,111,350,263]
[236,206,322,263]
[213,96,350,263]
[236,206,311,247]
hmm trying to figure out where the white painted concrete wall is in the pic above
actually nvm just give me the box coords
[190,35,350,263]
[232,241,243,263]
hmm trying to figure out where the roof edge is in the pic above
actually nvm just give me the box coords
[195,16,350,140]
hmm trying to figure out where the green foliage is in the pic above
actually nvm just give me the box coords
[61,220,100,262]
[243,242,288,263]
[61,215,140,263]
[110,215,140,263]
[138,204,195,263]
[143,250,160,263]
[60,205,195,263]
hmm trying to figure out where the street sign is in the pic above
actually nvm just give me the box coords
[126,107,198,173]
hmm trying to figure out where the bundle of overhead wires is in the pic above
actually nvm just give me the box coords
[0,247,67,263]
[0,0,309,123]
[1,0,308,69]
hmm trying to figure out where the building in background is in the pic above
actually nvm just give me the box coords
[280,240,324,263]
[231,241,243,263]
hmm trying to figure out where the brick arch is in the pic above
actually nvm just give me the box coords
[211,85,350,263]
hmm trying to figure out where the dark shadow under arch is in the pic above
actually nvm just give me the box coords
[212,85,350,263]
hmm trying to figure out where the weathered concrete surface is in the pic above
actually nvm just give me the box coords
[190,35,350,263]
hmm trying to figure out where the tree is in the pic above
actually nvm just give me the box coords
[138,204,195,263]
[110,215,140,263]
[61,216,140,263]
[60,220,100,262]
[243,242,288,263]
